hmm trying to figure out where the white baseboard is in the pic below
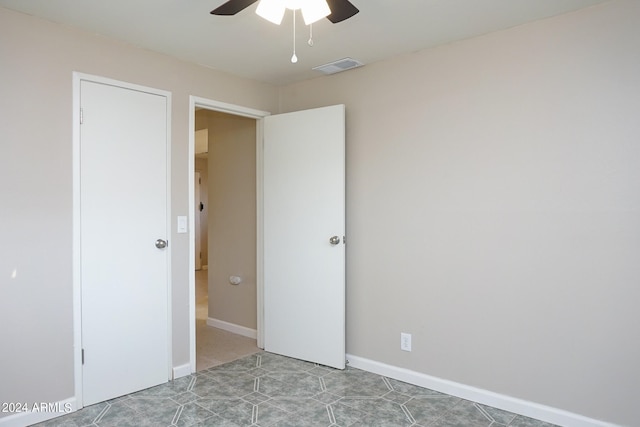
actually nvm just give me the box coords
[172,363,192,379]
[345,354,618,427]
[0,397,77,427]
[207,317,257,339]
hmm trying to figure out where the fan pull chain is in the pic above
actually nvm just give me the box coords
[291,10,298,63]
[308,23,314,47]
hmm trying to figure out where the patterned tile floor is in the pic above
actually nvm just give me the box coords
[34,352,557,427]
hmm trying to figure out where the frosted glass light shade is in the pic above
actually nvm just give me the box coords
[256,0,286,25]
[300,0,330,25]
[256,0,330,25]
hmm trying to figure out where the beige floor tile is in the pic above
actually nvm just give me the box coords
[195,269,260,371]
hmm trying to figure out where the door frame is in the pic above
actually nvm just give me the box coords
[188,96,270,372]
[72,72,173,408]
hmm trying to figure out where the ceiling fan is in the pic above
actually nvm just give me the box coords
[210,0,359,24]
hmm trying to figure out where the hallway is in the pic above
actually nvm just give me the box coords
[195,269,260,371]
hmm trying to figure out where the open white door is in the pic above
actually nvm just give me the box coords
[79,79,170,405]
[263,104,345,369]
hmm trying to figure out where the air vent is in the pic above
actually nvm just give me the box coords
[313,57,364,75]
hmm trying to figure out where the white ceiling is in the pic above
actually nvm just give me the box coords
[0,0,608,85]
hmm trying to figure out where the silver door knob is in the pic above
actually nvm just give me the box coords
[155,239,167,249]
[329,236,341,245]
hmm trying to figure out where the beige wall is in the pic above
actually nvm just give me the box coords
[2,1,640,425]
[196,110,257,330]
[278,1,640,425]
[0,6,276,416]
[195,157,209,266]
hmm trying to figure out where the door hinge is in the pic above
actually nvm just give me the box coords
[199,252,202,259]
[80,108,84,125]
[199,177,201,185]
[81,349,85,365]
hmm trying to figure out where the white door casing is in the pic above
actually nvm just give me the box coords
[186,99,345,372]
[188,97,270,371]
[77,77,171,406]
[263,104,346,369]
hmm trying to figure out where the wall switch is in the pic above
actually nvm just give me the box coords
[177,216,188,233]
[401,333,412,352]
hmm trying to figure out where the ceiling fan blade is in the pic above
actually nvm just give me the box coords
[210,0,259,15]
[325,0,359,23]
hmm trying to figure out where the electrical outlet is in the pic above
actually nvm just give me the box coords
[401,333,412,352]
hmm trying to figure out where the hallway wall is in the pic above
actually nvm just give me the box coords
[196,110,257,331]
[195,157,209,268]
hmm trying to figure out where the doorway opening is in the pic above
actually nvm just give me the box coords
[188,98,346,373]
[189,98,270,372]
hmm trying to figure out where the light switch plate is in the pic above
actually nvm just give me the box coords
[401,333,412,352]
[177,216,188,233]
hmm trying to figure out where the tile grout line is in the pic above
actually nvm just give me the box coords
[401,403,416,424]
[170,405,183,426]
[382,376,393,391]
[251,404,259,424]
[92,402,111,424]
[326,404,337,424]
[187,375,197,392]
[474,402,496,423]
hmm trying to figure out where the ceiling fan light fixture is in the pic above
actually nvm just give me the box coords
[256,0,330,25]
[256,0,286,25]
[299,0,331,25]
